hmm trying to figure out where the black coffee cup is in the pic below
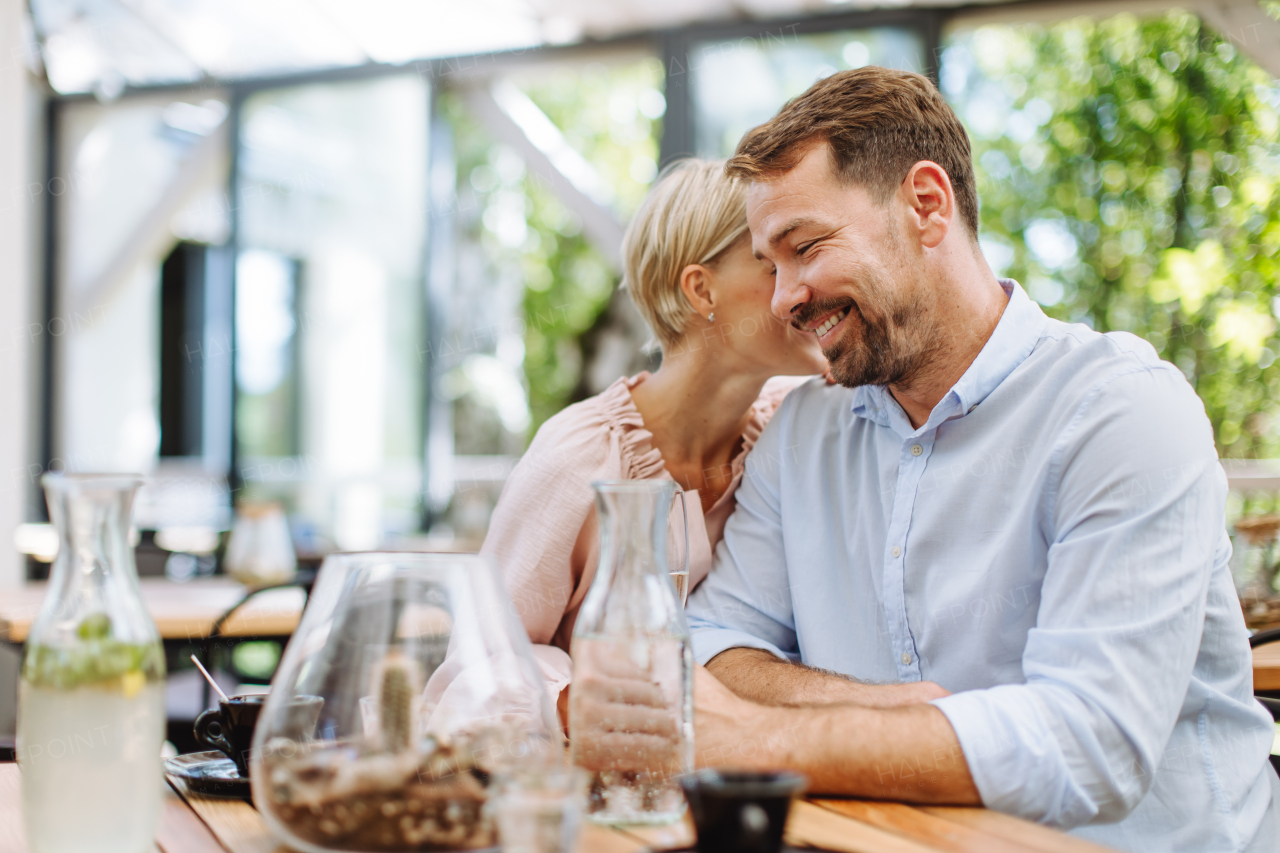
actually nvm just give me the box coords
[680,770,807,853]
[194,694,267,777]
[194,693,324,777]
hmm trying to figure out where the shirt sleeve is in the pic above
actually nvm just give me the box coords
[932,363,1224,828]
[686,398,801,665]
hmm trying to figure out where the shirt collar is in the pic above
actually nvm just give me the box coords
[851,280,1045,432]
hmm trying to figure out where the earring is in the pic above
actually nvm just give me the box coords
[708,312,715,323]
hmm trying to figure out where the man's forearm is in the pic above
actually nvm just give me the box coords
[706,647,947,708]
[698,696,980,803]
[707,647,871,705]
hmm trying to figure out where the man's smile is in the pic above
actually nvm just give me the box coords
[795,302,854,345]
[812,307,850,343]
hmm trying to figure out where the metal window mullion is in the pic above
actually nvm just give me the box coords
[421,79,456,530]
[36,97,58,524]
[225,85,245,497]
[658,29,694,168]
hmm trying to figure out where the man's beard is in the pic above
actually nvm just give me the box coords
[794,272,940,390]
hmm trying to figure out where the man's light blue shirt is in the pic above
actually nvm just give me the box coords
[687,280,1278,852]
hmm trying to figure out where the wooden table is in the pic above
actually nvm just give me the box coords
[0,578,305,643]
[0,763,1116,853]
[1254,642,1280,691]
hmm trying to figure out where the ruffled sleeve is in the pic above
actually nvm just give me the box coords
[600,376,667,481]
[480,374,656,700]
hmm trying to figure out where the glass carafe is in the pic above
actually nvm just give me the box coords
[252,552,561,853]
[18,473,166,853]
[569,480,693,825]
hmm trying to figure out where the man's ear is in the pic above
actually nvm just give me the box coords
[679,263,715,321]
[901,161,954,250]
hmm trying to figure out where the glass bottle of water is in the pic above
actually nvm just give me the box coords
[569,480,693,825]
[18,474,166,853]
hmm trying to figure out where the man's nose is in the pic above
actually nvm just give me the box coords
[771,270,810,322]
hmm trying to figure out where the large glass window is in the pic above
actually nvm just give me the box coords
[691,27,926,158]
[55,92,230,475]
[236,74,428,550]
[423,54,664,541]
[235,249,300,459]
[444,55,664,435]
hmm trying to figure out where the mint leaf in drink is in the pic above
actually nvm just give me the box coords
[22,639,164,691]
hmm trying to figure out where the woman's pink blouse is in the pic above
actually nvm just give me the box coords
[480,372,806,700]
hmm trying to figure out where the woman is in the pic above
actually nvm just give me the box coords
[481,159,827,716]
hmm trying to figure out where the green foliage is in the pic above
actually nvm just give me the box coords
[444,59,663,435]
[944,11,1280,456]
[231,640,282,680]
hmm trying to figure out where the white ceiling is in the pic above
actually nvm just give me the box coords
[25,0,1026,95]
[30,0,1270,96]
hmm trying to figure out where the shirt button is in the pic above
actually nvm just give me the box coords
[910,444,923,456]
[891,546,901,558]
[901,652,912,665]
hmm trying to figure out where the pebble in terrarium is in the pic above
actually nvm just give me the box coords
[252,552,561,853]
[262,652,494,851]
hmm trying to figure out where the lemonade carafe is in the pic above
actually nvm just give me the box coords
[18,474,166,853]
[569,480,693,825]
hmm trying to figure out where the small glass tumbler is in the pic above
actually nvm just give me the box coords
[493,766,589,853]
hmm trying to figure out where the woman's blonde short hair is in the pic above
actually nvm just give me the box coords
[622,159,749,349]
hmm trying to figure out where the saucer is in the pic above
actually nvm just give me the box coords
[165,751,252,800]
[646,848,811,853]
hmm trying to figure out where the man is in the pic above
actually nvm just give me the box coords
[686,66,1278,852]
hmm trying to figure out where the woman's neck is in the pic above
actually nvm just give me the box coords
[628,342,767,510]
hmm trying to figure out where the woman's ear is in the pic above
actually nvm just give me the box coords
[678,263,715,322]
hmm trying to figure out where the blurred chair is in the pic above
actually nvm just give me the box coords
[1252,628,1280,649]
[198,569,317,704]
[164,570,316,753]
[1251,629,1280,775]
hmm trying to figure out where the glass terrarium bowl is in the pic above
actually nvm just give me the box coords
[251,552,562,853]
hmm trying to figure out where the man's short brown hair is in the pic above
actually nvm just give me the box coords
[726,66,980,237]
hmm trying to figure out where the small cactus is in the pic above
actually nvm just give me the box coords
[378,652,417,753]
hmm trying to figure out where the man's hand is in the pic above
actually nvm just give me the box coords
[707,647,950,708]
[692,665,777,770]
